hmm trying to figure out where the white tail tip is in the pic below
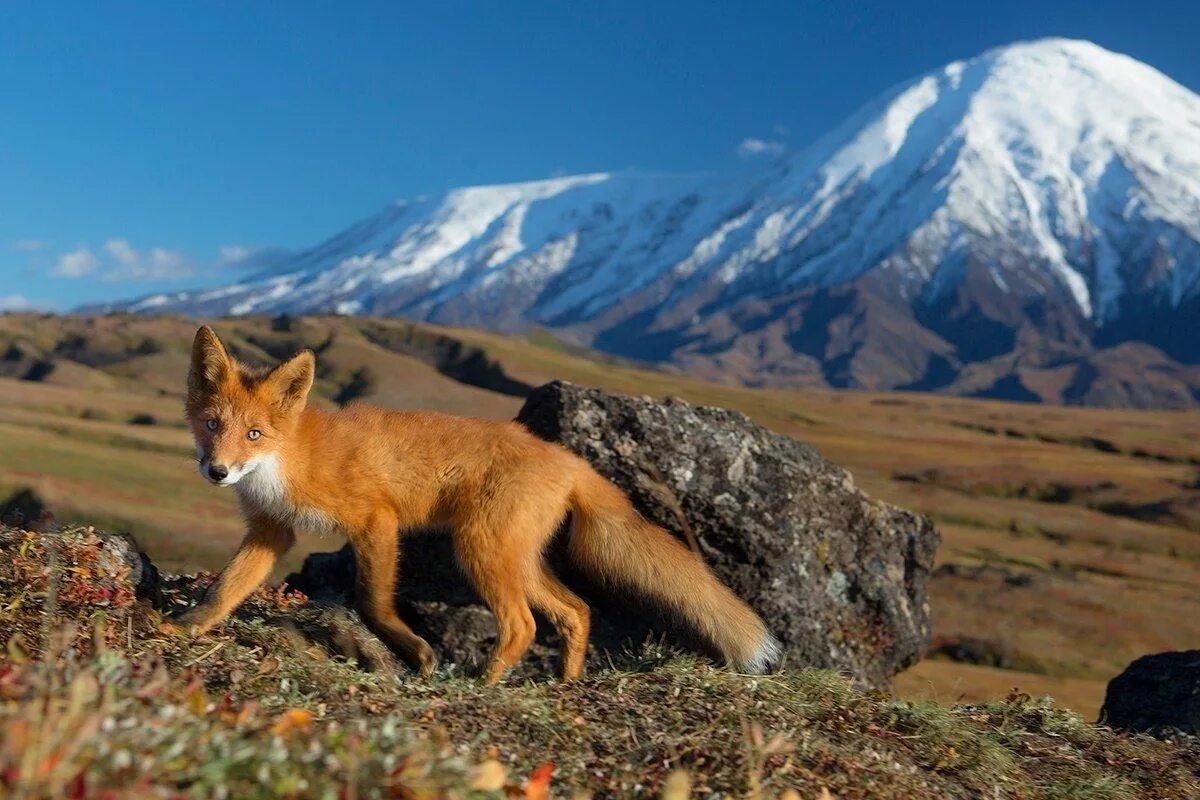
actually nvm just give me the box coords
[740,633,782,674]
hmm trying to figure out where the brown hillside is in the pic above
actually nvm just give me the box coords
[2,312,1198,719]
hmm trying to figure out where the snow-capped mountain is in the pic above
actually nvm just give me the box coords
[113,39,1200,407]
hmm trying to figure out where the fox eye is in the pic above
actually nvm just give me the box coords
[247,429,262,441]
[205,419,218,432]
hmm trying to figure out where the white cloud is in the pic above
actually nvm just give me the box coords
[149,247,187,275]
[54,246,100,277]
[46,236,286,285]
[104,238,139,267]
[102,241,190,281]
[0,294,34,311]
[51,239,191,281]
[13,239,44,252]
[218,245,254,265]
[217,244,291,272]
[737,137,786,159]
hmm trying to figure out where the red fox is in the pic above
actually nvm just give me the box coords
[167,325,780,683]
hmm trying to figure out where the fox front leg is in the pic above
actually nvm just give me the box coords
[351,514,438,677]
[162,515,296,636]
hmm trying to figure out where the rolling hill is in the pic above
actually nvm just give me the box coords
[3,312,1200,717]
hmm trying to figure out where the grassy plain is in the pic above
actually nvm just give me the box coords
[2,312,1197,719]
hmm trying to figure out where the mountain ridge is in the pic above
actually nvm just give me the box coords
[104,38,1200,408]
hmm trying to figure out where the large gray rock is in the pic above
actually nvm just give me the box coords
[516,381,939,686]
[289,382,938,685]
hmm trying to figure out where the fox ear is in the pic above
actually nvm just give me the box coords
[188,325,231,395]
[264,350,315,413]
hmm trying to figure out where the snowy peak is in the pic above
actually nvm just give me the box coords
[110,40,1200,407]
[769,37,1200,319]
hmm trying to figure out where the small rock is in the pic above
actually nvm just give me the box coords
[92,530,162,604]
[1101,651,1200,736]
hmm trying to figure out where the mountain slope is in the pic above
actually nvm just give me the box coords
[111,39,1200,407]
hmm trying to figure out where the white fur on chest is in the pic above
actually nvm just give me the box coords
[235,455,340,537]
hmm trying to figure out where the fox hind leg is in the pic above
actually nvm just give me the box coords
[455,516,589,681]
[527,565,591,681]
[453,525,539,684]
[454,468,582,684]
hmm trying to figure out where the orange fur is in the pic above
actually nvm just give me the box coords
[174,325,779,683]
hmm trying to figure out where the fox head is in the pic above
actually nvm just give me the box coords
[185,325,315,487]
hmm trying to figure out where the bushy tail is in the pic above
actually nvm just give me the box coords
[566,466,780,673]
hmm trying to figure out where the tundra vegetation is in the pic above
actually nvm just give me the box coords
[2,527,1198,798]
[1,313,1199,796]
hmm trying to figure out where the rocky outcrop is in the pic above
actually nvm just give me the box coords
[288,382,938,685]
[1101,651,1200,737]
[517,382,939,685]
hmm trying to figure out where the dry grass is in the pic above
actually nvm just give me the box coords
[3,526,1197,799]
[2,313,1199,719]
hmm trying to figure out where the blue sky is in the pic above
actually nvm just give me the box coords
[2,0,1198,310]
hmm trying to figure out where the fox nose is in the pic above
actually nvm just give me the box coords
[208,464,229,482]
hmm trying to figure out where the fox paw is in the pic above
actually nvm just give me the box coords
[159,613,213,638]
[416,647,438,678]
[158,620,187,637]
